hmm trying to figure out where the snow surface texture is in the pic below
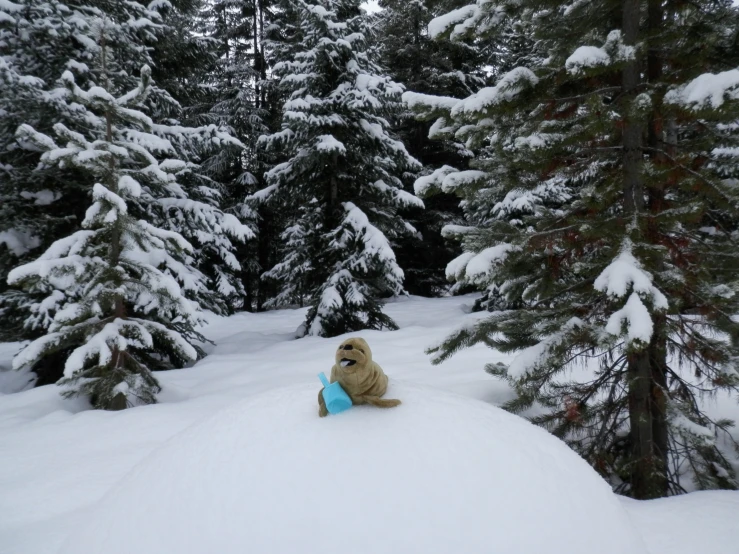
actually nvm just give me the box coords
[59,383,647,554]
[1,295,738,554]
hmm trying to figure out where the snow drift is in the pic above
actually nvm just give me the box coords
[59,382,647,554]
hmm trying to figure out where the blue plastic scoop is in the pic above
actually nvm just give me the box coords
[318,372,352,415]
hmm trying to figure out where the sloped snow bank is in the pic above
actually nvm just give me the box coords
[60,382,647,554]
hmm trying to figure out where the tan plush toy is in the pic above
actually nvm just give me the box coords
[318,337,401,417]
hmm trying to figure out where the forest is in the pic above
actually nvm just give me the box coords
[2,0,739,511]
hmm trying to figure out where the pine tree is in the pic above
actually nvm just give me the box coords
[257,0,422,336]
[1,0,251,340]
[0,0,97,341]
[196,0,279,312]
[408,0,739,497]
[375,0,489,296]
[7,51,210,410]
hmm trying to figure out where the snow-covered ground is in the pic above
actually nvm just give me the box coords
[1,294,738,554]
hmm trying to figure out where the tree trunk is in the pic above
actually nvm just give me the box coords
[329,151,339,210]
[645,0,669,497]
[622,0,669,499]
[622,0,643,214]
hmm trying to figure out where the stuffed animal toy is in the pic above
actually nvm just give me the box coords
[318,337,401,417]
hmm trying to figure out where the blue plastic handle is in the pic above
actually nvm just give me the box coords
[318,372,352,414]
[318,372,330,387]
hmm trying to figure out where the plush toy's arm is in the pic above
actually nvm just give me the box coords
[317,388,328,417]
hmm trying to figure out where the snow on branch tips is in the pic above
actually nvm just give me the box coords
[427,3,493,40]
[594,242,668,345]
[402,91,460,120]
[443,241,517,286]
[450,67,538,118]
[565,30,636,75]
[665,69,739,111]
[413,165,458,197]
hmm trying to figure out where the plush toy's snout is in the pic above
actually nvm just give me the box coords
[335,338,369,368]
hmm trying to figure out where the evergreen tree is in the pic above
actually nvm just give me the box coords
[9,59,207,410]
[257,0,422,336]
[375,0,488,296]
[0,0,250,341]
[197,0,279,311]
[408,0,739,497]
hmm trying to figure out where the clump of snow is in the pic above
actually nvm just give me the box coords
[315,134,346,154]
[605,292,654,343]
[595,243,667,345]
[594,244,668,308]
[446,251,476,281]
[665,69,739,110]
[0,229,41,256]
[566,46,610,73]
[463,244,517,284]
[565,30,636,75]
[19,190,61,205]
[413,165,458,196]
[59,382,648,554]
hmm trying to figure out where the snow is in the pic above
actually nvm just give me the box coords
[446,251,476,281]
[402,91,459,112]
[60,381,646,554]
[464,244,517,283]
[19,190,60,205]
[450,67,538,116]
[665,69,739,110]
[427,4,477,39]
[595,244,668,344]
[594,244,668,309]
[566,46,611,73]
[413,165,458,196]
[565,30,636,75]
[0,229,41,256]
[1,295,738,554]
[604,292,654,343]
[315,134,346,154]
[622,492,739,554]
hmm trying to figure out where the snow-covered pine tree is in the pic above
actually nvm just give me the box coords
[375,0,489,296]
[256,0,422,337]
[407,0,739,497]
[0,0,97,342]
[196,0,278,311]
[8,56,209,410]
[0,0,252,334]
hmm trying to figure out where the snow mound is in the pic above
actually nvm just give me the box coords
[60,383,647,554]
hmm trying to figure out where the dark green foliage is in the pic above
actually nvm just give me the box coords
[258,0,422,336]
[411,0,739,497]
[376,0,490,296]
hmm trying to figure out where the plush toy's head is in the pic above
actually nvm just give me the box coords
[335,337,372,370]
